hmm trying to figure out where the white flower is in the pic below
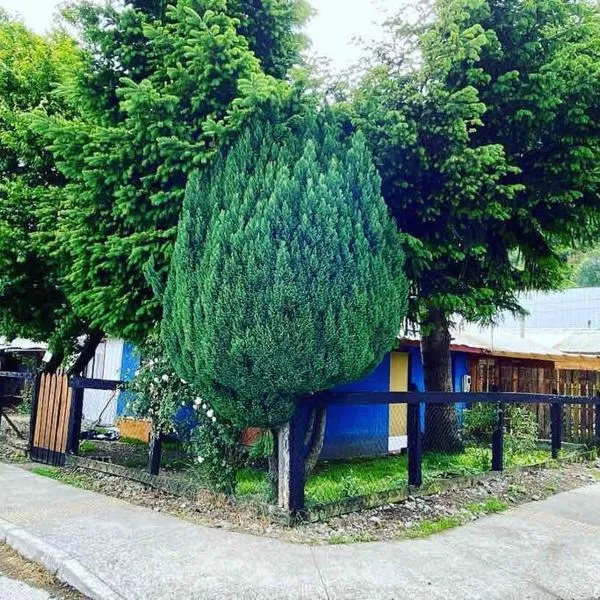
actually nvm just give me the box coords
[211,416,216,423]
[181,402,185,406]
[206,409,214,418]
[149,359,155,367]
[153,377,159,384]
[181,379,188,385]
[196,456,204,464]
[134,370,140,377]
[194,397,202,406]
[161,374,169,382]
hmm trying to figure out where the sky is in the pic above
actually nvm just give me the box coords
[0,0,405,72]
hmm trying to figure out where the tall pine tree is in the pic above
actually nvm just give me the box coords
[32,0,309,348]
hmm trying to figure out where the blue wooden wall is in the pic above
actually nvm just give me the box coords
[116,342,141,416]
[320,354,391,459]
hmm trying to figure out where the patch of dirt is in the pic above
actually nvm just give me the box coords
[0,543,87,599]
[4,440,599,544]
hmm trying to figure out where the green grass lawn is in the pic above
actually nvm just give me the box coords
[237,446,550,506]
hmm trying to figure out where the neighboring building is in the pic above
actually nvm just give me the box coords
[81,339,139,426]
[500,287,600,331]
[0,338,46,405]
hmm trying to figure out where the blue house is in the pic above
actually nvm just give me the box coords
[320,345,470,459]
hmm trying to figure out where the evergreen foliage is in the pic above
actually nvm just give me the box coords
[0,12,83,352]
[353,0,600,328]
[31,0,308,344]
[163,120,408,428]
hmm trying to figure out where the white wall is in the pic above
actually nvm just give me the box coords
[82,339,124,426]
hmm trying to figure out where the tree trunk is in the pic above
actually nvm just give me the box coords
[42,349,64,374]
[267,428,279,501]
[67,329,103,377]
[269,405,327,505]
[421,309,463,453]
[304,406,327,478]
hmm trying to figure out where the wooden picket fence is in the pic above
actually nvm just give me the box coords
[30,371,73,466]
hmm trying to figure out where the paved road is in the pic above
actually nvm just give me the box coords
[1,463,600,599]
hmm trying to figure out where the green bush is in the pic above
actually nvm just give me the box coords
[162,118,408,429]
[463,403,539,457]
[124,328,243,493]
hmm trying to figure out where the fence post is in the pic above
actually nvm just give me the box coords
[551,402,562,459]
[67,387,84,455]
[492,402,504,471]
[595,393,600,448]
[148,430,162,476]
[27,373,41,452]
[277,405,305,515]
[408,402,422,487]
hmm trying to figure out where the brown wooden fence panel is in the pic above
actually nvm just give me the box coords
[30,371,73,465]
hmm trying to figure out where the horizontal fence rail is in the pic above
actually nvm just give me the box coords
[69,377,121,391]
[316,391,600,406]
[0,371,35,380]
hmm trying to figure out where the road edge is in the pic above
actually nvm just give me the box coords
[0,516,125,600]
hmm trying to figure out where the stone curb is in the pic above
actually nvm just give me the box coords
[0,516,125,600]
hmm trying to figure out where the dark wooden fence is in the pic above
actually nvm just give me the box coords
[30,371,72,465]
[28,375,166,475]
[279,391,600,514]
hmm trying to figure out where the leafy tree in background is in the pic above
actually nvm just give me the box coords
[572,250,600,287]
[352,0,600,450]
[32,0,310,352]
[0,11,89,369]
[162,119,407,439]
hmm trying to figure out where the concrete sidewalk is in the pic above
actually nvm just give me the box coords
[1,464,600,600]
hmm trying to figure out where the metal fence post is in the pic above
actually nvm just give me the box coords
[408,401,422,487]
[27,373,41,452]
[492,402,504,471]
[551,402,562,459]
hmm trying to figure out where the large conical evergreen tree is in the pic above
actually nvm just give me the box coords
[163,120,408,428]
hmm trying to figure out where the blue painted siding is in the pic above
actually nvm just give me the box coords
[117,342,141,416]
[320,354,391,459]
[452,352,469,424]
[402,346,468,432]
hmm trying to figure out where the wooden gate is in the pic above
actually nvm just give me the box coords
[30,371,73,465]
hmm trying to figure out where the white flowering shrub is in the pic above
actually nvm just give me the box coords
[124,329,243,493]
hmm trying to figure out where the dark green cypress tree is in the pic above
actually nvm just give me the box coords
[163,120,408,428]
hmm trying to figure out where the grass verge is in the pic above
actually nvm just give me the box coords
[238,447,550,506]
[30,465,88,488]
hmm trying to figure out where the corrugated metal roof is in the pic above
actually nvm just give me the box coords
[527,329,600,355]
[451,324,562,357]
[401,324,600,363]
[500,287,600,330]
[0,337,47,352]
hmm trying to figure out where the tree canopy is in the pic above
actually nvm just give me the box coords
[352,0,600,448]
[32,0,310,346]
[0,11,83,356]
[162,119,408,428]
[352,0,600,332]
